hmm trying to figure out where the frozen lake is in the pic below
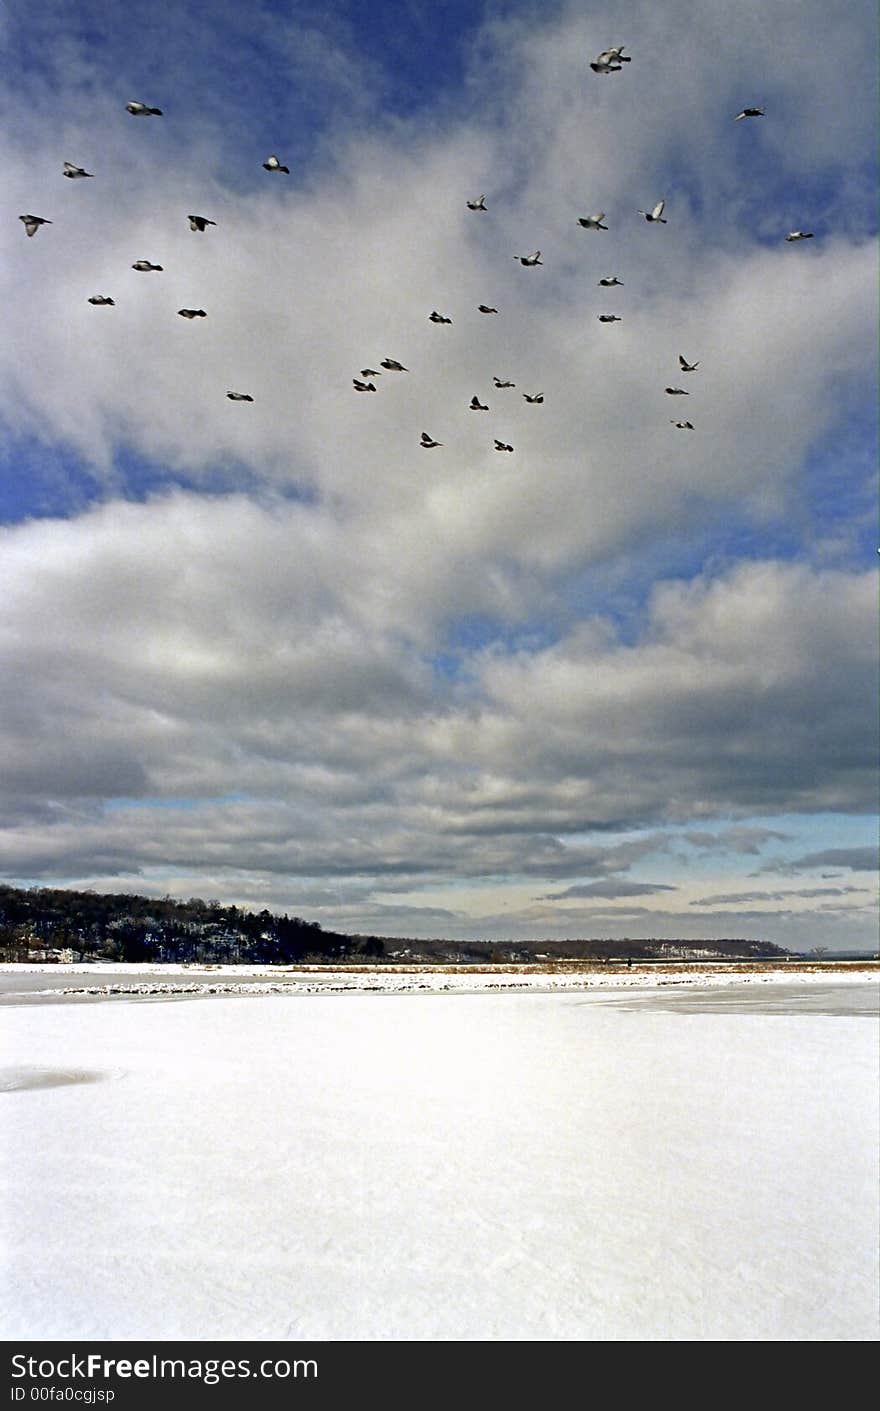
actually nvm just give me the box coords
[1,980,877,1341]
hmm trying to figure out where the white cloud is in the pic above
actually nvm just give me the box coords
[0,501,874,898]
[693,887,865,905]
[541,881,678,899]
[759,846,879,875]
[0,0,875,946]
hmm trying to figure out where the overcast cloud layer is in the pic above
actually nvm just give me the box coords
[1,0,876,948]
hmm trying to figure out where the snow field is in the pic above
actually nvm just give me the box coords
[1,989,877,1340]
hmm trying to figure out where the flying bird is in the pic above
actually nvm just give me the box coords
[665,387,689,395]
[178,309,207,319]
[63,162,93,178]
[598,277,623,286]
[470,396,489,410]
[493,440,514,452]
[734,107,764,120]
[188,215,216,232]
[353,379,377,391]
[514,251,542,265]
[87,295,114,305]
[19,215,51,237]
[679,355,700,372]
[596,46,631,64]
[420,432,442,448]
[590,59,622,74]
[523,393,544,403]
[493,377,515,388]
[227,391,254,401]
[429,311,452,323]
[126,101,162,116]
[263,154,289,173]
[467,195,487,210]
[578,214,608,230]
[670,420,695,429]
[785,231,813,241]
[381,359,408,371]
[638,200,666,223]
[478,304,498,313]
[598,314,621,322]
[360,368,380,378]
[132,260,162,271]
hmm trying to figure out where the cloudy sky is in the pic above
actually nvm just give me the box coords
[1,0,877,950]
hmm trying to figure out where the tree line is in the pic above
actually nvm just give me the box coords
[0,885,382,963]
[0,884,792,965]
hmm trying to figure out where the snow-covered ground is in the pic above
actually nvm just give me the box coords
[2,960,877,1002]
[2,982,878,1340]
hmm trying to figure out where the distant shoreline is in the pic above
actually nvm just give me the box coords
[2,957,877,975]
[2,958,877,1007]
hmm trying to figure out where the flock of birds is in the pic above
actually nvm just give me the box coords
[338,50,815,449]
[17,52,817,445]
[350,180,707,448]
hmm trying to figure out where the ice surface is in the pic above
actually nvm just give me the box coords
[1,987,877,1341]
[2,961,876,1004]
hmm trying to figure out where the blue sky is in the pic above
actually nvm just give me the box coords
[0,0,876,949]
